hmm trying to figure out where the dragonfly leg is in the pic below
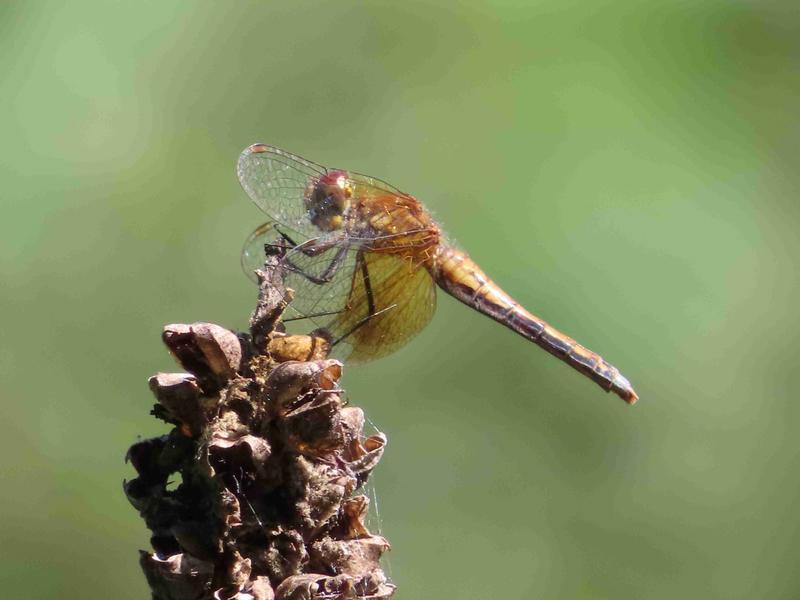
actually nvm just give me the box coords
[262,228,295,255]
[330,250,389,348]
[330,304,397,348]
[282,308,346,323]
[274,227,345,257]
[275,227,299,247]
[283,243,350,285]
[357,250,376,316]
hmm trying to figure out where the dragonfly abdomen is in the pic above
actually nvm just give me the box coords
[431,246,638,404]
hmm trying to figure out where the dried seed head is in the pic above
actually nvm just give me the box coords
[139,552,214,600]
[148,372,207,436]
[163,323,243,391]
[275,572,395,600]
[129,250,394,599]
[339,496,371,539]
[171,519,224,560]
[215,575,275,600]
[208,433,272,479]
[345,432,388,482]
[281,392,345,457]
[264,360,342,416]
[309,535,391,577]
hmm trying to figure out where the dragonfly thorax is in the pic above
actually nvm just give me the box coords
[305,170,352,231]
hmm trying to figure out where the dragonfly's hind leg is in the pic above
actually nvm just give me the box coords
[329,303,396,348]
[329,250,396,348]
[358,250,376,316]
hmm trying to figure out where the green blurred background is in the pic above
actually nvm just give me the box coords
[2,1,798,598]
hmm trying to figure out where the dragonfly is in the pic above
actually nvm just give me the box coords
[238,143,638,404]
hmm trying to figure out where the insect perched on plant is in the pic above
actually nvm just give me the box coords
[238,143,638,404]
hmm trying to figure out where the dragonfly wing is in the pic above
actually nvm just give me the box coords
[344,169,411,199]
[242,229,437,366]
[326,251,437,363]
[241,221,276,282]
[241,221,348,284]
[237,143,328,242]
[280,242,364,325]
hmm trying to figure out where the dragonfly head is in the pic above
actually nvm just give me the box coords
[306,170,352,231]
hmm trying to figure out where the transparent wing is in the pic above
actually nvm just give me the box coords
[283,247,436,363]
[281,243,364,323]
[237,143,329,242]
[330,251,437,363]
[286,248,436,364]
[346,169,411,199]
[242,224,437,362]
[238,143,424,245]
[241,221,275,282]
[238,144,438,362]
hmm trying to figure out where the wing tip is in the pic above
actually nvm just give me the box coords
[246,143,270,154]
[239,143,273,164]
[237,143,271,182]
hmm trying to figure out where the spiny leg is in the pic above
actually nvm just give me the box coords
[263,226,350,285]
[283,243,350,285]
[330,304,397,348]
[359,250,376,316]
[272,227,344,257]
[330,250,392,348]
[282,309,346,323]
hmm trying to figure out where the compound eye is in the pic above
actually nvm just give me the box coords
[322,195,338,214]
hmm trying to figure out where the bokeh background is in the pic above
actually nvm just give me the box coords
[2,1,798,598]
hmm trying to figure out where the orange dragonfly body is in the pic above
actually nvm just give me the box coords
[238,143,638,404]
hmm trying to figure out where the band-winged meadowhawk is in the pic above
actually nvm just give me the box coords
[238,143,638,404]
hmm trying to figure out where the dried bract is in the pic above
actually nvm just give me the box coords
[162,322,243,392]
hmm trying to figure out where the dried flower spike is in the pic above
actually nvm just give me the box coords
[125,250,395,599]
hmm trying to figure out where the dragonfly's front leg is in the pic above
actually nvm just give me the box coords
[273,228,344,258]
[283,240,350,285]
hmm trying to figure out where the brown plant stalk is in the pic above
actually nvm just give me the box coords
[124,248,395,599]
